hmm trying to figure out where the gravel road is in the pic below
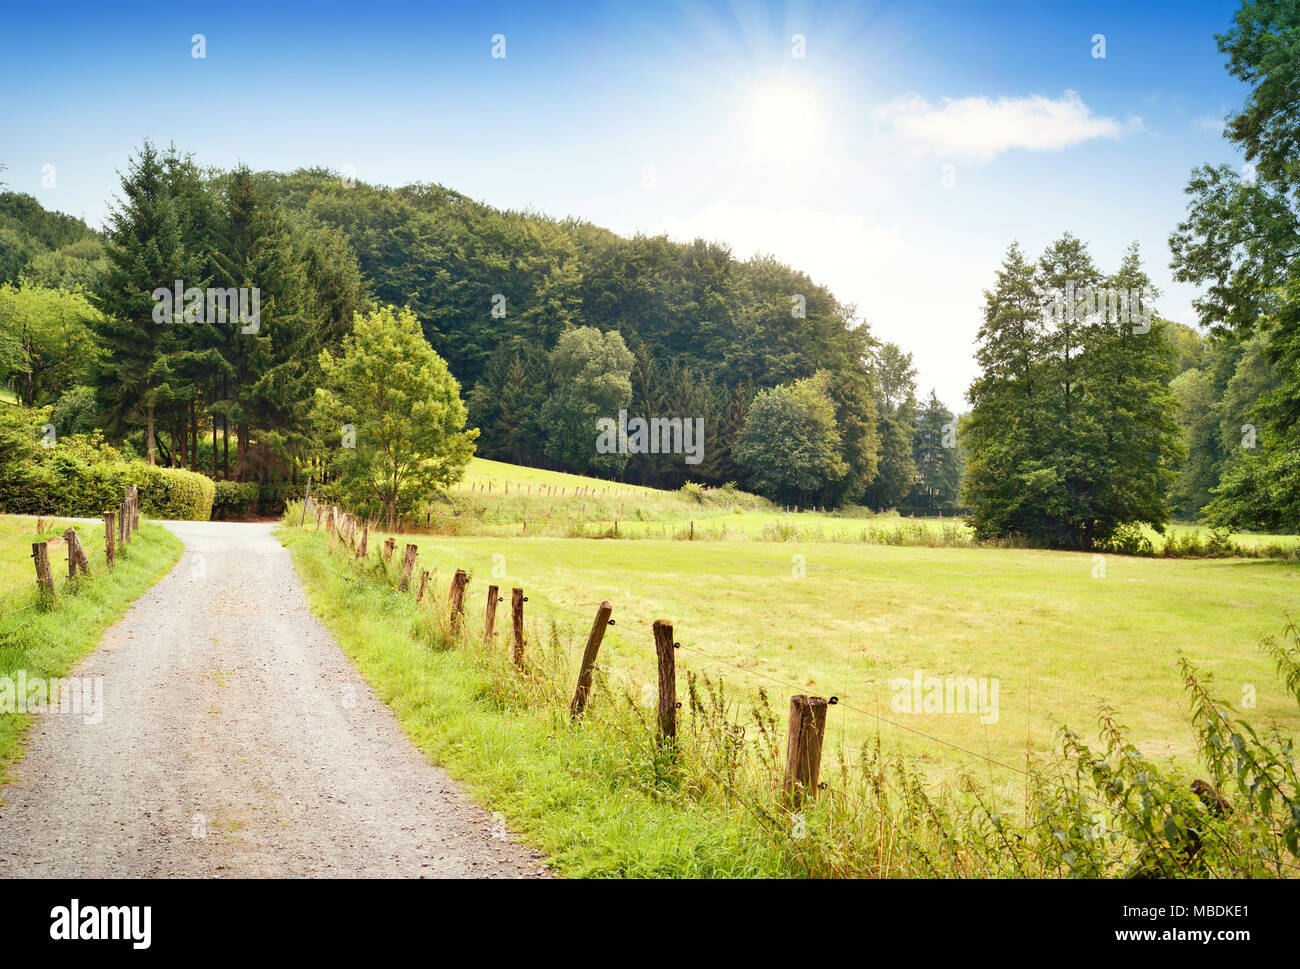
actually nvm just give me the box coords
[0,521,549,878]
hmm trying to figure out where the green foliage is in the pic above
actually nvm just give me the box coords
[906,390,964,515]
[313,305,477,527]
[862,414,914,510]
[734,372,847,505]
[264,170,883,497]
[49,384,99,437]
[212,480,260,520]
[0,406,212,518]
[539,326,633,475]
[0,282,100,407]
[1170,2,1300,534]
[0,191,99,286]
[134,463,215,520]
[964,238,1182,547]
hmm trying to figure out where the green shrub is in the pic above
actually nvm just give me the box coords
[679,481,706,504]
[1098,523,1155,557]
[0,412,214,519]
[134,464,215,520]
[212,481,259,520]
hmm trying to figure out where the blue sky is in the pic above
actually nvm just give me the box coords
[0,0,1250,408]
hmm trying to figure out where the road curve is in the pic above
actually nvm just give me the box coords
[0,521,549,878]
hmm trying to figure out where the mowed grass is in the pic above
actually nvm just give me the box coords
[430,458,1300,552]
[351,523,1300,796]
[0,514,183,788]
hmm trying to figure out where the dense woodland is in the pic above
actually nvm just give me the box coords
[0,154,963,515]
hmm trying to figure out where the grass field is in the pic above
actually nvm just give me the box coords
[324,516,1300,800]
[425,458,1300,555]
[0,514,184,788]
[310,459,1300,795]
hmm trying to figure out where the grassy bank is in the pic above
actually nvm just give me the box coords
[0,515,183,787]
[279,523,791,876]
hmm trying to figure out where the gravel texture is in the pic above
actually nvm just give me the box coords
[0,521,549,878]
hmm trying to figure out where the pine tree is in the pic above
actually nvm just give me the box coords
[92,142,198,464]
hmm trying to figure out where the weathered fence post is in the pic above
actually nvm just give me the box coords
[484,584,500,640]
[511,587,526,666]
[398,544,418,591]
[63,528,88,578]
[416,568,430,603]
[104,512,116,566]
[570,601,613,719]
[315,504,323,529]
[445,569,469,631]
[32,541,55,600]
[131,485,140,531]
[356,525,369,559]
[381,537,396,564]
[783,695,829,807]
[118,503,127,545]
[653,620,677,742]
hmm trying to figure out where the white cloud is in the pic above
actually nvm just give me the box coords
[1192,114,1225,136]
[874,90,1137,162]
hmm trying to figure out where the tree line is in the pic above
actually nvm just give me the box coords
[2,151,964,511]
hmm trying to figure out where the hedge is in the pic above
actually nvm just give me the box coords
[0,453,215,520]
[212,481,259,520]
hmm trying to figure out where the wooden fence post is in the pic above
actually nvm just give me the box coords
[32,541,55,600]
[783,695,829,807]
[511,588,526,666]
[356,525,369,559]
[398,544,418,591]
[118,503,127,545]
[446,569,469,631]
[104,512,116,566]
[382,537,396,564]
[484,584,500,641]
[653,620,677,742]
[132,485,140,531]
[63,528,88,578]
[570,601,613,719]
[300,476,312,527]
[416,568,430,603]
[315,505,323,529]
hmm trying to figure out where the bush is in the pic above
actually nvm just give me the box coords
[679,481,706,504]
[1098,523,1155,557]
[0,413,214,519]
[212,481,259,520]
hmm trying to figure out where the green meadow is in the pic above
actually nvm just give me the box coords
[348,515,1300,797]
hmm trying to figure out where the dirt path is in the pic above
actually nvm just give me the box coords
[0,521,549,878]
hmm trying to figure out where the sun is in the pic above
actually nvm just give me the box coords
[739,78,830,166]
